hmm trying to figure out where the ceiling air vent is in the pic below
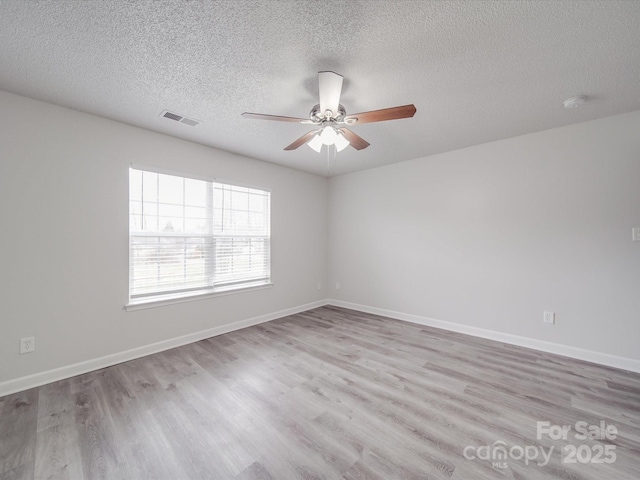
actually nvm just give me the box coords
[180,117,200,127]
[160,110,201,126]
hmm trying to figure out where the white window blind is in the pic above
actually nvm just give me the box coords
[129,167,270,301]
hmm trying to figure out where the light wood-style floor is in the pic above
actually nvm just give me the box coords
[1,306,639,479]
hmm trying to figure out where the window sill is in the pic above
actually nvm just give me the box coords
[125,281,273,311]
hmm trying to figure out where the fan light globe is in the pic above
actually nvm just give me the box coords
[307,134,323,152]
[334,132,349,152]
[320,126,338,145]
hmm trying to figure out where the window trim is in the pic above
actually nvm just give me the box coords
[125,280,273,311]
[127,164,272,309]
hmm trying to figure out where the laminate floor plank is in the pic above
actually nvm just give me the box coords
[230,407,339,480]
[168,384,255,477]
[309,374,475,471]
[115,357,168,414]
[33,423,83,480]
[0,389,38,478]
[234,461,274,480]
[2,306,639,479]
[150,400,236,480]
[296,373,464,478]
[34,382,83,479]
[73,386,122,479]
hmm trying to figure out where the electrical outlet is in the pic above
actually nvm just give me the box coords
[317,282,322,290]
[335,282,341,290]
[543,312,555,324]
[633,227,640,242]
[20,337,35,354]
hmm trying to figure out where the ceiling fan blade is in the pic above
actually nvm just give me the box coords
[242,112,310,123]
[284,130,320,151]
[318,71,343,117]
[343,104,416,124]
[339,128,370,150]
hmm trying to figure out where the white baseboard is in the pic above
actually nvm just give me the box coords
[327,299,640,374]
[0,300,328,398]
[4,298,637,397]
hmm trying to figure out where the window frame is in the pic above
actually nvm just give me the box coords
[126,165,272,310]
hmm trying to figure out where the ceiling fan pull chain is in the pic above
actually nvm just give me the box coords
[326,145,330,176]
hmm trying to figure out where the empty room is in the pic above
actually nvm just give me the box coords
[1,1,639,479]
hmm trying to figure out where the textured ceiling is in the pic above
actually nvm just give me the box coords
[1,1,639,177]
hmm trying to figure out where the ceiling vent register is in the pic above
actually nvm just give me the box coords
[160,110,201,127]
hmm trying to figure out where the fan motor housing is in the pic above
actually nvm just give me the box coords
[309,104,346,123]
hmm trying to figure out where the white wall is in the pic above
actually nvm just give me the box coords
[329,110,640,364]
[0,91,328,388]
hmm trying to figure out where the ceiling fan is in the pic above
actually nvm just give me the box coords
[242,71,416,152]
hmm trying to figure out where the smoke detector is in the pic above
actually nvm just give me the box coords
[563,95,587,109]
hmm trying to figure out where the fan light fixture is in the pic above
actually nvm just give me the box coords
[307,126,350,152]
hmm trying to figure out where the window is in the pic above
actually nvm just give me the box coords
[129,167,270,304]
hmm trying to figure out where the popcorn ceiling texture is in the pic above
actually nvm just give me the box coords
[1,0,639,176]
